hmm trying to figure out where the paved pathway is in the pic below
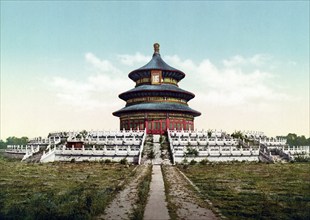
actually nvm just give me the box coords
[152,135,162,165]
[143,165,170,220]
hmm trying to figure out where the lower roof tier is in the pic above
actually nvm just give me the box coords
[119,84,195,101]
[113,102,201,117]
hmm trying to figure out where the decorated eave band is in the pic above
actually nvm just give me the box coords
[129,69,185,82]
[118,85,195,101]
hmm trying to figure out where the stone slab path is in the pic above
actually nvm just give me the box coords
[152,135,162,165]
[163,165,219,220]
[144,165,170,220]
[97,165,148,220]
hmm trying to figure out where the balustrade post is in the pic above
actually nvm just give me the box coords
[127,145,131,155]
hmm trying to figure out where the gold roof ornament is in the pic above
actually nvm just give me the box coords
[154,43,160,53]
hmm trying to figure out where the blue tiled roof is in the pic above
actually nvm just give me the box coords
[119,84,195,101]
[128,53,185,81]
[113,102,201,117]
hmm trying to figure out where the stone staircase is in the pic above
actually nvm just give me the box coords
[23,150,45,163]
[141,134,154,164]
[159,135,172,165]
[259,144,290,163]
[141,134,172,165]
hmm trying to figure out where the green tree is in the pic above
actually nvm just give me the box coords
[286,133,310,146]
[231,131,244,139]
[6,136,28,145]
[0,140,7,149]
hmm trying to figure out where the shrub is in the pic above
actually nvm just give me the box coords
[199,159,208,165]
[182,158,188,164]
[105,159,111,164]
[182,164,189,170]
[120,158,128,165]
[189,159,197,165]
[294,154,310,162]
[185,147,199,157]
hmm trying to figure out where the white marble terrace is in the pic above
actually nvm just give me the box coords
[40,129,146,163]
[5,128,309,164]
[167,129,309,164]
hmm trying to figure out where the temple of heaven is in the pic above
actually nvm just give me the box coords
[113,43,201,134]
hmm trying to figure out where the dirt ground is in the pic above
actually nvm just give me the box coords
[97,165,148,220]
[163,165,219,220]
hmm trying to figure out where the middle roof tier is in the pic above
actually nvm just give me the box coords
[119,84,195,101]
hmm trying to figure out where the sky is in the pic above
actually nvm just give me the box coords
[0,1,309,139]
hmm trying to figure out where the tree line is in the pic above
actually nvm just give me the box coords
[283,133,310,147]
[0,137,29,149]
[230,132,310,147]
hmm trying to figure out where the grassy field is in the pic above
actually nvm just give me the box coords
[180,162,310,220]
[0,156,136,219]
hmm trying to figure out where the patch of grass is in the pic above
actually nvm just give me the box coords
[0,155,135,219]
[130,165,152,220]
[162,165,178,220]
[179,162,310,220]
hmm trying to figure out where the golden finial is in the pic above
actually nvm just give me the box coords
[153,43,160,53]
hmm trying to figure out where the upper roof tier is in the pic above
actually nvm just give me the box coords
[128,43,185,82]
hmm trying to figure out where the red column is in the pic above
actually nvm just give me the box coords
[166,115,170,132]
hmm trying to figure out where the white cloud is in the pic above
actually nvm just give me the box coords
[117,52,151,66]
[85,52,122,75]
[165,54,288,106]
[49,53,132,110]
[36,51,308,136]
[48,52,289,111]
[222,54,272,67]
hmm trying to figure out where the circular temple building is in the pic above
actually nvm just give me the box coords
[113,43,201,134]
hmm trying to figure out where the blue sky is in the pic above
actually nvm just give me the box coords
[1,1,309,139]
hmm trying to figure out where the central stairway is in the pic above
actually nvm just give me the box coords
[141,134,172,165]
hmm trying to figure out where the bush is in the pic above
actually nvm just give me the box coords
[294,154,310,162]
[199,159,208,165]
[182,158,188,164]
[189,160,197,165]
[185,147,199,157]
[182,164,189,170]
[105,159,111,164]
[120,158,128,165]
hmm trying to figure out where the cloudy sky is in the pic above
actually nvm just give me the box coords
[1,1,309,139]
